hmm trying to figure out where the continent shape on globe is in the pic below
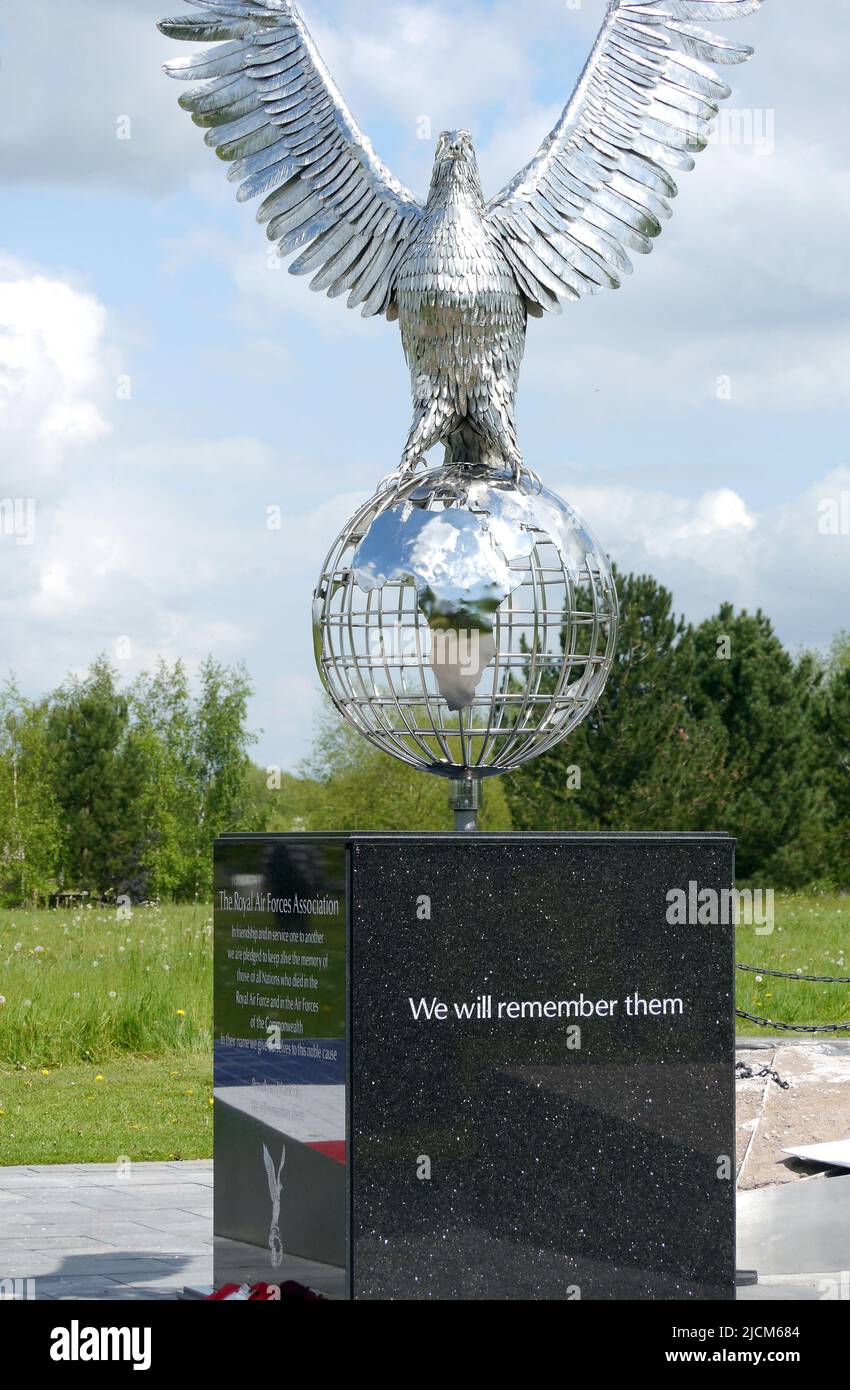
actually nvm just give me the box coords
[353,504,532,711]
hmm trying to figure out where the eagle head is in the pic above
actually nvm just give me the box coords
[430,130,483,203]
[436,130,475,165]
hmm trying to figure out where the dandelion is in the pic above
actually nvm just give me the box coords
[95,1075,104,1083]
[22,1000,31,1008]
[176,1009,186,1017]
[41,1069,49,1077]
[108,991,117,999]
[208,1098,214,1106]
[14,943,22,952]
[73,992,81,1000]
[0,996,5,1006]
[92,960,100,968]
[755,976,764,984]
[33,946,45,955]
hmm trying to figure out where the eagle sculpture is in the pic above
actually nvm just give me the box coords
[160,0,764,481]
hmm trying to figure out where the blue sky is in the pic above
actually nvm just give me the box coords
[1,0,848,770]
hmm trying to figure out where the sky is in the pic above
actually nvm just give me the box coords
[0,0,848,771]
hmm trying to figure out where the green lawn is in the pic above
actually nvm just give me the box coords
[0,902,212,1067]
[735,890,849,1034]
[0,903,213,1165]
[0,895,847,1164]
[0,1056,213,1166]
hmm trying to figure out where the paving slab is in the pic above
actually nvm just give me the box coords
[0,1161,213,1298]
[738,1173,850,1277]
[3,1057,849,1303]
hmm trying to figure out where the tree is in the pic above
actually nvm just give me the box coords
[687,606,826,885]
[284,706,513,832]
[0,681,64,906]
[819,655,850,883]
[129,660,200,900]
[47,658,149,898]
[130,658,256,901]
[505,572,729,835]
[191,658,256,888]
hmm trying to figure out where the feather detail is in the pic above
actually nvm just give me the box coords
[486,0,762,311]
[160,0,423,317]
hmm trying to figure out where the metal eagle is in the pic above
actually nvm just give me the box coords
[160,0,764,481]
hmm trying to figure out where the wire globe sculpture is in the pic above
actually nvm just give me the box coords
[312,465,618,781]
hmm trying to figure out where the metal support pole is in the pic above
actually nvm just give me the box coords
[449,777,482,833]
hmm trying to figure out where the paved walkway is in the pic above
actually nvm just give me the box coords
[2,1042,847,1300]
[0,1161,212,1300]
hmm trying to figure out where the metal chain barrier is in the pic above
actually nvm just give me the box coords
[735,1060,790,1089]
[737,963,850,985]
[736,961,850,1033]
[736,1008,850,1034]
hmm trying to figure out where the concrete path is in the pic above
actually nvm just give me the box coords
[0,1161,212,1300]
[737,1174,850,1301]
[2,1041,847,1301]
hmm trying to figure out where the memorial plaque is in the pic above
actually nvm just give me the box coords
[214,837,347,1296]
[214,832,736,1301]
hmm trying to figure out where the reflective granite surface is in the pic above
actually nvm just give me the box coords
[215,833,736,1301]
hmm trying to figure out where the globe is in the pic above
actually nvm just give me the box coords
[312,465,618,780]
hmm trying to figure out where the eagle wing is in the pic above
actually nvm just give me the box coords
[486,0,764,314]
[159,0,424,318]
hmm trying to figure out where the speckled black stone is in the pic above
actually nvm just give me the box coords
[215,833,736,1302]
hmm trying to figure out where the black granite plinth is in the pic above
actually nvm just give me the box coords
[214,833,736,1301]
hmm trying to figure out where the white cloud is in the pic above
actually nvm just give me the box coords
[556,467,850,650]
[523,130,850,416]
[0,259,112,496]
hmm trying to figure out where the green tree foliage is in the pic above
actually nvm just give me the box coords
[48,658,149,899]
[0,681,64,906]
[129,658,256,901]
[819,645,850,883]
[0,656,256,905]
[506,579,841,889]
[0,588,846,901]
[251,707,513,833]
[506,572,729,835]
[686,606,826,885]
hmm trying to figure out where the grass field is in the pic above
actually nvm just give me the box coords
[0,894,847,1165]
[735,890,849,1033]
[0,903,211,1067]
[0,903,212,1166]
[0,1057,212,1166]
